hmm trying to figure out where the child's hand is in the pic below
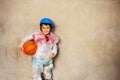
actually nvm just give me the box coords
[49,53,55,59]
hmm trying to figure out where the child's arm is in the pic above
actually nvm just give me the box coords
[49,44,58,59]
[51,44,58,56]
[49,36,59,59]
[20,34,33,49]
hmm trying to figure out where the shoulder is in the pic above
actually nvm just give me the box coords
[32,31,43,36]
[49,32,59,44]
[32,32,44,39]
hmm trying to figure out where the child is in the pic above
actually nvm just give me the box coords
[20,18,59,80]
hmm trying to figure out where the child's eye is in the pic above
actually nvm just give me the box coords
[42,27,45,29]
[47,27,50,29]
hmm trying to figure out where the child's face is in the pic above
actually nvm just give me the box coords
[41,24,51,35]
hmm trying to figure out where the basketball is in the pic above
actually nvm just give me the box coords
[23,40,37,55]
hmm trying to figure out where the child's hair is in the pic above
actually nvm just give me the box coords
[40,23,52,31]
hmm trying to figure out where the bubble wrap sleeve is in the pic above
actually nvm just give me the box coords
[51,37,59,56]
[20,34,33,48]
[51,44,58,56]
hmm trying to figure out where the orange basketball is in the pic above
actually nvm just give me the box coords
[23,41,37,55]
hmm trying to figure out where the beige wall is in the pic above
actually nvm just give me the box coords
[0,0,120,80]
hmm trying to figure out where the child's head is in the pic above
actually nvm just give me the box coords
[40,18,53,35]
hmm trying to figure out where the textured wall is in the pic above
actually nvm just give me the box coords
[0,0,120,80]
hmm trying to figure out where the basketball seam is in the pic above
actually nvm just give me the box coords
[26,47,37,55]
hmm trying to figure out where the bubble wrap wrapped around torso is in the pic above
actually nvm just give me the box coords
[32,32,58,62]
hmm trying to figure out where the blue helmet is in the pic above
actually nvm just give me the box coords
[40,18,53,26]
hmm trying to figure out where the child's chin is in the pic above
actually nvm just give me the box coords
[44,33,50,35]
